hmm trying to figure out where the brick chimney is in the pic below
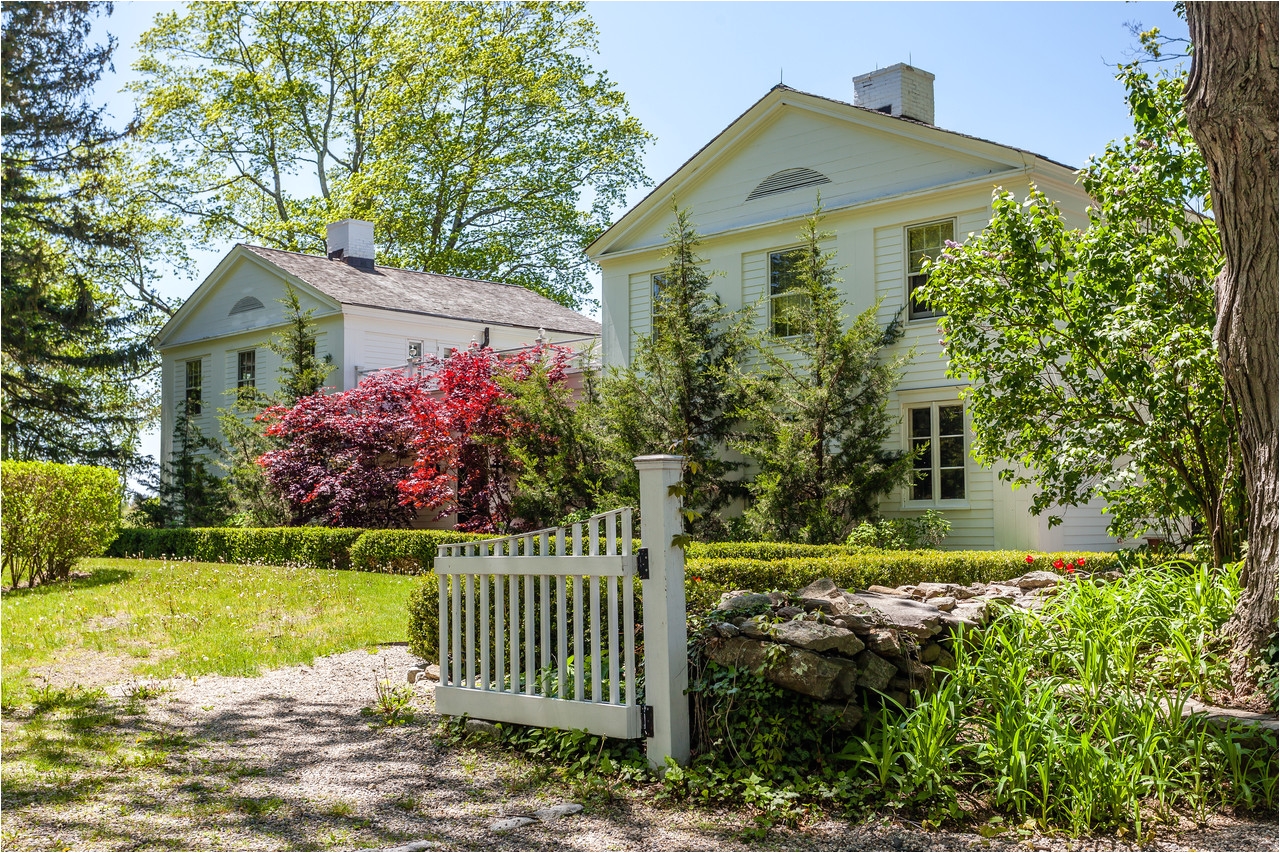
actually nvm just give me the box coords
[853,63,935,125]
[326,219,376,270]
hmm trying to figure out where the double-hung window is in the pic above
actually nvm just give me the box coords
[237,350,257,390]
[909,402,966,502]
[184,360,202,416]
[651,273,668,308]
[769,247,808,336]
[907,220,954,320]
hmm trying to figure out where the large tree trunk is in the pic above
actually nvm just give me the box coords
[1183,2,1279,697]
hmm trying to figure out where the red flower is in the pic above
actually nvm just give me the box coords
[1066,565,1076,574]
[1052,558,1065,570]
[1076,558,1086,567]
[1025,555,1035,565]
[691,576,702,583]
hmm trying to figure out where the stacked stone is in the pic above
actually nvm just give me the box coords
[702,569,1107,717]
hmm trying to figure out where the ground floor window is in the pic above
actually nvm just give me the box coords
[909,402,965,501]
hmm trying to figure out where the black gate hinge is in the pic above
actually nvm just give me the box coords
[640,704,655,738]
[636,548,650,580]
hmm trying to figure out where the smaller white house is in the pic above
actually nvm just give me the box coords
[155,220,600,469]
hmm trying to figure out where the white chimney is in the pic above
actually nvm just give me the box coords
[853,63,935,125]
[326,219,376,269]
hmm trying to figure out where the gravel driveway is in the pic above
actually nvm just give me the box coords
[3,645,1275,852]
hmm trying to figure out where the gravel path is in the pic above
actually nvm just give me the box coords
[3,646,1276,852]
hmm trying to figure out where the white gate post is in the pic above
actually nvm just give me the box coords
[634,454,690,770]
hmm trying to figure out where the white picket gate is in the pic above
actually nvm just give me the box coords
[434,455,690,768]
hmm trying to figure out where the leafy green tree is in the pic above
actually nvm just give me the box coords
[603,207,751,539]
[735,206,914,544]
[920,63,1244,565]
[216,286,334,526]
[1,2,174,470]
[503,345,628,529]
[130,1,649,308]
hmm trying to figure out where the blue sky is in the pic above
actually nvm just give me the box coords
[90,1,1189,470]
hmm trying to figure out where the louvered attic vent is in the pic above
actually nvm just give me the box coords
[229,296,265,315]
[746,167,832,201]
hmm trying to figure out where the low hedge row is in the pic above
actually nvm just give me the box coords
[108,527,488,573]
[682,550,1122,612]
[406,547,1123,660]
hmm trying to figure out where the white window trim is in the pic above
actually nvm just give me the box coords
[900,394,970,509]
[904,218,956,324]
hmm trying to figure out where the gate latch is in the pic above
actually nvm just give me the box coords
[640,704,654,738]
[636,548,650,580]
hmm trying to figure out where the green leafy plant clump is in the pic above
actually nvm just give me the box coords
[1,461,121,588]
[671,560,1277,835]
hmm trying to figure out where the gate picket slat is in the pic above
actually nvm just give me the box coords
[480,573,490,691]
[464,571,474,689]
[451,568,462,687]
[523,567,534,697]
[608,575,620,705]
[437,548,448,688]
[624,566,636,706]
[508,574,519,693]
[590,574,601,704]
[495,569,506,692]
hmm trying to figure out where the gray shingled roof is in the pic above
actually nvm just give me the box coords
[242,244,601,336]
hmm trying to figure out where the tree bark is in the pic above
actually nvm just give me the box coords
[1183,2,1279,696]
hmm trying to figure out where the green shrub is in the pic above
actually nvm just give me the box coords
[1,461,122,587]
[846,509,951,550]
[349,529,490,575]
[106,527,363,569]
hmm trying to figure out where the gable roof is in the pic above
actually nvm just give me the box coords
[588,84,1079,258]
[240,245,600,336]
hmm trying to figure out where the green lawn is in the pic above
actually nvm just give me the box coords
[1,557,420,707]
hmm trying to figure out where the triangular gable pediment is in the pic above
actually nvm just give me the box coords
[156,245,343,350]
[590,87,1073,257]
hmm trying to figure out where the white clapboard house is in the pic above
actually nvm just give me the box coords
[588,64,1129,552]
[156,220,601,473]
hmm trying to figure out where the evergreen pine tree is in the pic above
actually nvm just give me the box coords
[736,203,914,543]
[603,206,750,538]
[216,286,334,526]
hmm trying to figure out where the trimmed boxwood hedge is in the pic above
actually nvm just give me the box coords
[107,527,365,570]
[681,549,1121,612]
[107,526,494,573]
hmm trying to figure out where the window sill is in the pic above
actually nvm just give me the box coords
[903,498,970,511]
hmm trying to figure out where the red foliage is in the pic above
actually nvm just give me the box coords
[258,371,437,528]
[259,343,576,532]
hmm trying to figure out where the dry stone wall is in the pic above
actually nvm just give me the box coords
[701,569,1118,712]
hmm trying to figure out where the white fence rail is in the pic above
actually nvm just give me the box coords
[434,455,690,769]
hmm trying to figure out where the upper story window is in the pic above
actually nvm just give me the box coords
[651,273,667,303]
[184,359,202,416]
[769,247,808,337]
[237,349,257,390]
[907,220,954,320]
[909,402,966,502]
